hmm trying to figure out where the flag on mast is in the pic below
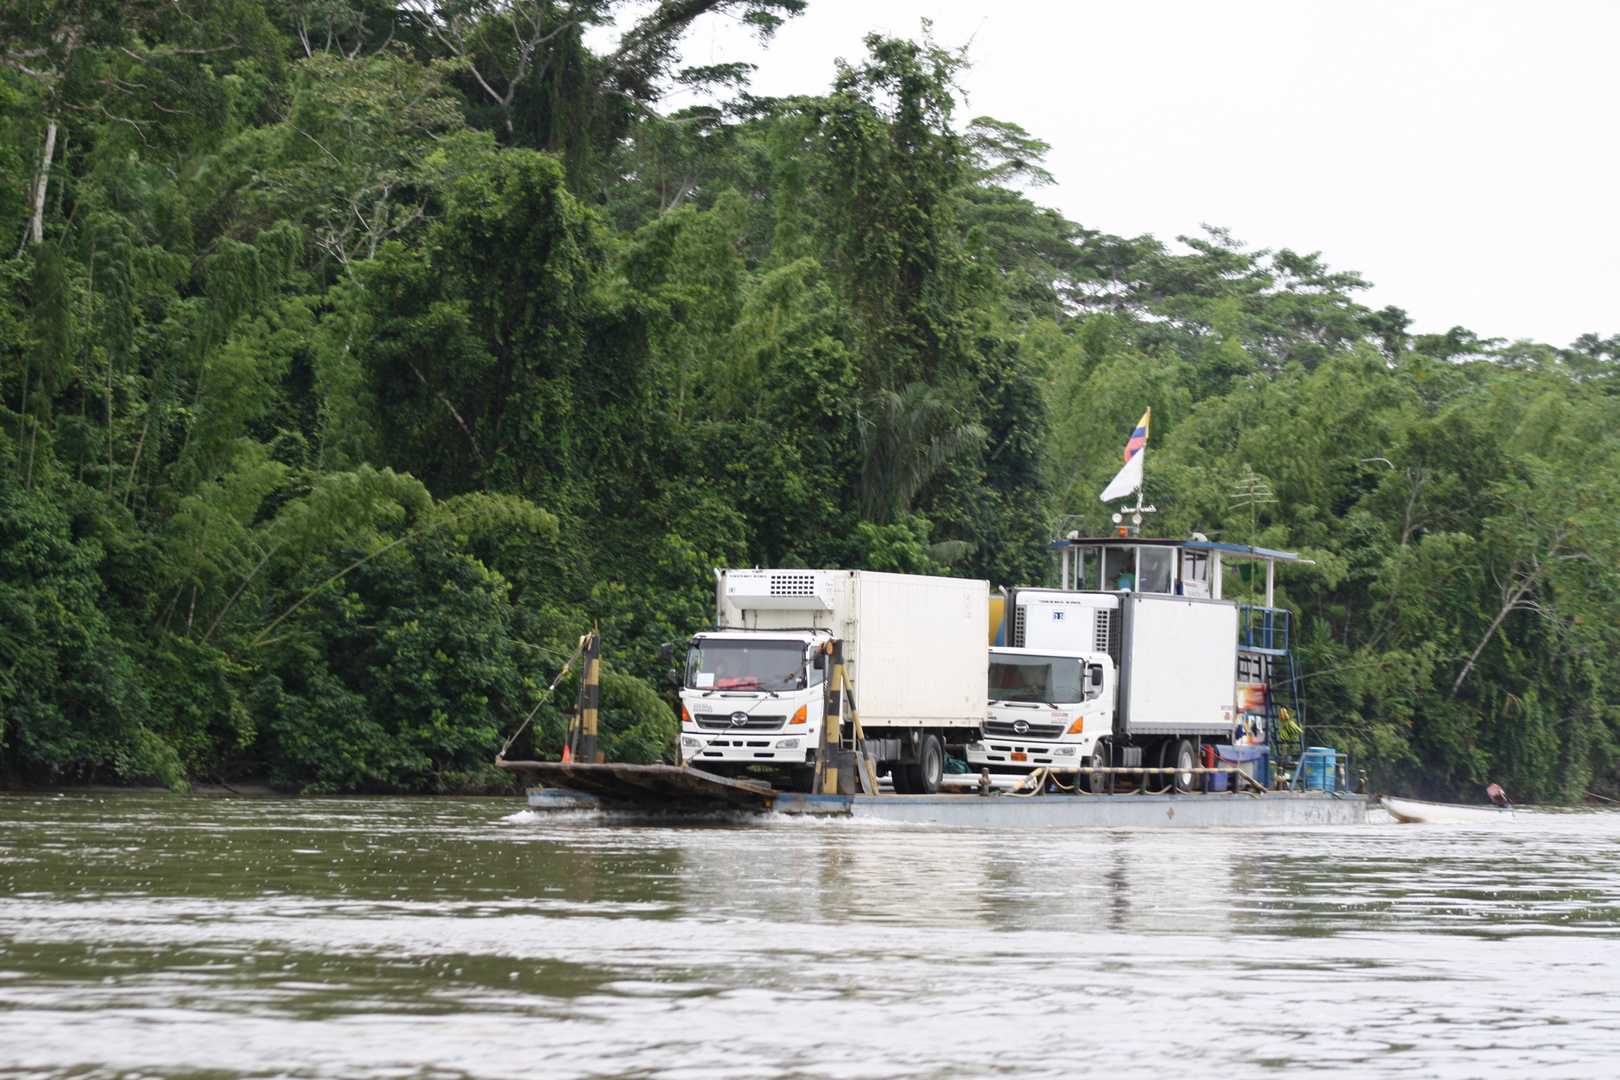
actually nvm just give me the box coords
[1099,408,1151,502]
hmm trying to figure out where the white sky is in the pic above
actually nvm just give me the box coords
[636,0,1620,347]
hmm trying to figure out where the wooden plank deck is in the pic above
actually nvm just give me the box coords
[497,760,777,809]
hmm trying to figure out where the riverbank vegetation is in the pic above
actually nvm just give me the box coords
[0,0,1615,800]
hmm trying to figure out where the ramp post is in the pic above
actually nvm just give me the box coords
[816,640,878,795]
[841,667,880,794]
[817,641,842,794]
[573,631,602,764]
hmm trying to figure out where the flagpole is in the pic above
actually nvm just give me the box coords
[1135,449,1145,521]
[1125,450,1155,537]
[1099,408,1155,533]
[1131,410,1148,535]
[1136,409,1147,528]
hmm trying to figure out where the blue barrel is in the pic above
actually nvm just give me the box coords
[1301,747,1337,790]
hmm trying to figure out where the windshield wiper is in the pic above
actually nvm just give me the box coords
[695,663,805,699]
[764,658,814,697]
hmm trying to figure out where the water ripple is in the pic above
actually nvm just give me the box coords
[4,794,1620,1078]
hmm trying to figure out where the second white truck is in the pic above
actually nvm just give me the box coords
[967,587,1240,791]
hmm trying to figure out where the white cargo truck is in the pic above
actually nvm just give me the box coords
[668,569,988,794]
[967,587,1239,792]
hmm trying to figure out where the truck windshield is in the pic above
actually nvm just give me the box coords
[989,655,1086,704]
[687,639,809,692]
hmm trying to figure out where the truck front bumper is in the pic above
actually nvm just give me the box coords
[965,737,1093,773]
[679,729,819,767]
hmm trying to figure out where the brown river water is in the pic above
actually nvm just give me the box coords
[3,794,1619,1078]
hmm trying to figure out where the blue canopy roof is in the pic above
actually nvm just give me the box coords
[1047,537,1303,562]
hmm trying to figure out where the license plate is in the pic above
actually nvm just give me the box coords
[1011,752,1027,762]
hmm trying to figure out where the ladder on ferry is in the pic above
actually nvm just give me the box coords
[1237,604,1306,773]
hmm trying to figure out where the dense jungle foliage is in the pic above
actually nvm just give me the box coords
[0,0,1616,800]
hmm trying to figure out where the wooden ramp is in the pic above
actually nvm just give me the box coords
[496,759,778,810]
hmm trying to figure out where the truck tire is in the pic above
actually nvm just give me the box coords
[914,734,945,795]
[1086,740,1110,795]
[888,761,914,794]
[789,766,817,793]
[1170,739,1198,793]
[1142,741,1169,794]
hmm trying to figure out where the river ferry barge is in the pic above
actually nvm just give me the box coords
[498,535,1368,827]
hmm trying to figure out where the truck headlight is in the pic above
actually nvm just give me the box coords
[1055,746,1077,756]
[680,736,702,749]
[775,738,801,749]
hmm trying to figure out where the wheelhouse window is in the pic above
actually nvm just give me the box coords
[1077,547,1101,590]
[1181,550,1210,598]
[1103,547,1135,591]
[1138,547,1174,593]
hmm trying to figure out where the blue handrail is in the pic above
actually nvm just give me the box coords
[1237,604,1291,653]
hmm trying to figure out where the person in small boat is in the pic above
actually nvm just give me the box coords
[1487,783,1511,808]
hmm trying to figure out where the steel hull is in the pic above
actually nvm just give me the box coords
[506,760,1367,826]
[770,791,1366,826]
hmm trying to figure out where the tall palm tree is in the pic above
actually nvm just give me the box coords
[857,382,985,526]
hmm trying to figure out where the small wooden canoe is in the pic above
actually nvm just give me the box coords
[1380,796,1516,824]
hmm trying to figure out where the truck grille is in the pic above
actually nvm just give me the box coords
[693,714,787,731]
[984,719,1067,739]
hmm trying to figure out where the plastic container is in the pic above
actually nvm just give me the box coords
[1300,746,1337,790]
[1209,744,1269,791]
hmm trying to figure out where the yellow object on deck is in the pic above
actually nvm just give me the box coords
[988,596,1005,645]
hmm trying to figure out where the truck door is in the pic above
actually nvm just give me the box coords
[1082,659,1113,733]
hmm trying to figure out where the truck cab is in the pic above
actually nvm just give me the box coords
[967,647,1113,775]
[676,630,825,790]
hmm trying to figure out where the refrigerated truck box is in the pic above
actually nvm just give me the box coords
[1117,592,1238,737]
[717,568,988,731]
[1009,588,1238,737]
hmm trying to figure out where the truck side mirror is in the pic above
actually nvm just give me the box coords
[811,651,824,671]
[1089,665,1104,688]
[659,642,675,664]
[666,667,680,686]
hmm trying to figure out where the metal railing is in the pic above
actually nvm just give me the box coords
[1283,747,1352,793]
[964,755,1355,796]
[1237,604,1292,653]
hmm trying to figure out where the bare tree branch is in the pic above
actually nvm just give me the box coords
[405,358,486,462]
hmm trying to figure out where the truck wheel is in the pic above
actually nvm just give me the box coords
[888,761,914,795]
[1170,739,1198,793]
[915,734,945,795]
[1141,741,1168,793]
[789,766,816,793]
[1087,740,1110,794]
